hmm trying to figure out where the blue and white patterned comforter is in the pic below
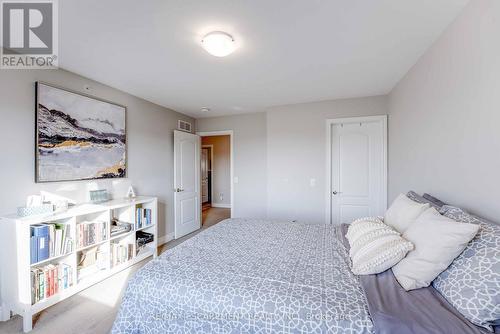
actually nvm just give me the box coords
[112,219,373,333]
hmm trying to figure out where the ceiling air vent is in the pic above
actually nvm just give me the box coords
[178,120,192,133]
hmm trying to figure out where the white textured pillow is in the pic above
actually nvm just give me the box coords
[345,217,386,249]
[384,193,430,233]
[346,218,414,275]
[347,220,397,257]
[392,207,479,291]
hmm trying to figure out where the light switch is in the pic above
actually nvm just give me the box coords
[310,178,316,187]
[233,176,239,184]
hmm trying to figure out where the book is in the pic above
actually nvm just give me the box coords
[31,225,50,262]
[136,208,142,228]
[136,208,152,228]
[77,221,107,248]
[30,236,38,264]
[111,243,133,267]
[38,269,44,301]
[31,270,36,305]
[31,223,73,264]
[63,226,71,253]
[43,267,49,299]
[55,229,62,256]
[31,263,72,304]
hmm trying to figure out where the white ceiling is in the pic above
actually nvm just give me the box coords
[60,0,468,118]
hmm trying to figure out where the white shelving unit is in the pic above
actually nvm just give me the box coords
[0,196,158,332]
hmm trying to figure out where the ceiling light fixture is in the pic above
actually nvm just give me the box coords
[201,31,236,57]
[201,107,211,113]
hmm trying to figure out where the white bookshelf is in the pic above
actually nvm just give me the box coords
[0,196,158,332]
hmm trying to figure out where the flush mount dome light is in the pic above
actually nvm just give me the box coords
[201,31,236,57]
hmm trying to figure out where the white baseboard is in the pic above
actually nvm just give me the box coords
[0,305,10,322]
[158,232,175,246]
[211,203,231,209]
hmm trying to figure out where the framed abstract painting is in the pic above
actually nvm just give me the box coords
[35,82,127,182]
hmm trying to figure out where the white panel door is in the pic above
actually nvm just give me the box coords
[330,117,386,224]
[174,130,201,239]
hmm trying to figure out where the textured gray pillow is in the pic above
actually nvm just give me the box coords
[422,193,447,208]
[432,206,500,331]
[406,191,441,209]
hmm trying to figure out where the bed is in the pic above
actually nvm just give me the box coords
[112,219,372,333]
[112,215,496,333]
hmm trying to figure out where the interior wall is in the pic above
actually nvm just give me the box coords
[388,0,500,222]
[201,135,231,207]
[0,69,194,241]
[266,96,388,223]
[196,113,267,218]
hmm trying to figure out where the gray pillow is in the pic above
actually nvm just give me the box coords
[423,193,447,208]
[432,205,500,331]
[406,191,441,209]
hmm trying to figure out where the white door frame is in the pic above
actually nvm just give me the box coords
[201,144,214,204]
[325,115,388,224]
[196,130,234,218]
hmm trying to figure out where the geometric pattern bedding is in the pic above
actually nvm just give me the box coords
[112,219,373,333]
[433,206,500,331]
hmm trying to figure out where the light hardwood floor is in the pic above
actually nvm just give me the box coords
[162,207,230,251]
[0,208,230,334]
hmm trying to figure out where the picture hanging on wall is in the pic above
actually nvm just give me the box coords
[35,82,127,182]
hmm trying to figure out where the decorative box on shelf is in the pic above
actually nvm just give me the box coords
[89,189,109,203]
[0,196,158,333]
[17,204,54,217]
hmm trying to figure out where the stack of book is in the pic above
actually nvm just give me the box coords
[77,221,107,248]
[77,247,108,280]
[30,224,73,264]
[110,243,133,267]
[30,263,72,304]
[135,208,152,228]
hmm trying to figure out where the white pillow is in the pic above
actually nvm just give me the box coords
[348,220,397,257]
[345,216,385,249]
[346,218,414,275]
[384,193,430,233]
[392,207,479,291]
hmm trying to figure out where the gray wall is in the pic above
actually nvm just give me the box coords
[196,113,267,218]
[0,69,194,240]
[388,0,500,221]
[267,96,388,223]
[196,97,388,223]
[202,135,231,207]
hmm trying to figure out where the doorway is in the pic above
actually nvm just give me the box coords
[326,116,387,225]
[197,131,233,226]
[201,145,213,208]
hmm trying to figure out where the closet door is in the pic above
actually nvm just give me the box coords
[329,116,387,225]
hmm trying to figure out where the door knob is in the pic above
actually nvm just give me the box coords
[175,188,184,192]
[332,191,342,195]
